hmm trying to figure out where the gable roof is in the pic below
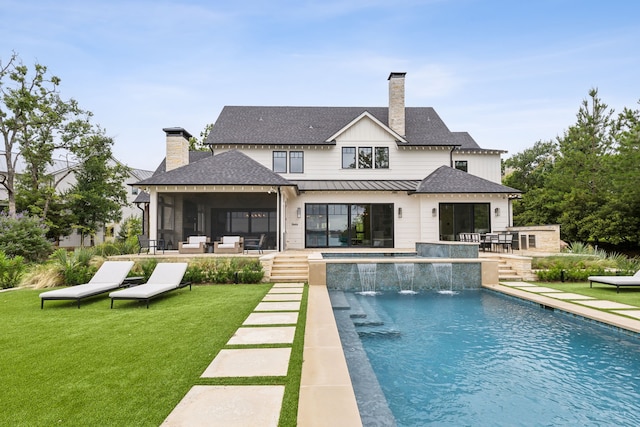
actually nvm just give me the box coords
[135,150,294,187]
[413,166,521,194]
[204,106,484,149]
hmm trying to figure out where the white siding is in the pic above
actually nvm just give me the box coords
[452,152,503,183]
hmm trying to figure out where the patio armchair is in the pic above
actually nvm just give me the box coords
[214,235,244,254]
[178,236,210,254]
[244,234,266,254]
[138,235,164,254]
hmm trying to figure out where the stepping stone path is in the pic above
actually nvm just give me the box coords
[162,283,304,427]
[502,281,640,312]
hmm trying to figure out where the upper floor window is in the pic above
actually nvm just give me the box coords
[273,151,287,173]
[132,186,139,195]
[358,147,372,169]
[375,147,389,169]
[342,147,356,169]
[289,151,304,173]
[455,160,468,172]
[343,146,389,169]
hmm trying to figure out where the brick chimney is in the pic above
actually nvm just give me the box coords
[388,72,406,136]
[163,127,192,171]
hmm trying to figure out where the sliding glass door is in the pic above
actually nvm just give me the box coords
[305,203,393,248]
[439,203,490,241]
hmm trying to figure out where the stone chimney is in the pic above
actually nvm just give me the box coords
[388,72,406,136]
[163,127,192,171]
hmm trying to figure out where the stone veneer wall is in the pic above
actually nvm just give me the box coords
[506,225,561,253]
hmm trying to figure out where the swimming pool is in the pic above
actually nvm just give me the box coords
[335,290,640,426]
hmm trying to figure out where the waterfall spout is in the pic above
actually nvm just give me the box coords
[433,263,457,295]
[357,264,379,295]
[396,263,417,294]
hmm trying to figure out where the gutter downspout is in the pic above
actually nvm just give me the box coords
[449,146,455,168]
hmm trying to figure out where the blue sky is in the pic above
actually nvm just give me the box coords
[2,0,639,170]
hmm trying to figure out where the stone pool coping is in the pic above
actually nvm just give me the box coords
[298,285,363,426]
[484,282,640,334]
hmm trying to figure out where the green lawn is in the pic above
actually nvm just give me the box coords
[0,284,306,427]
[530,281,640,307]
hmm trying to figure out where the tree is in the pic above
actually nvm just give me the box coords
[605,104,640,245]
[189,123,213,151]
[548,88,615,243]
[0,52,92,216]
[66,134,129,246]
[503,140,559,226]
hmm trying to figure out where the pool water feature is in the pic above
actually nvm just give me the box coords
[335,290,640,426]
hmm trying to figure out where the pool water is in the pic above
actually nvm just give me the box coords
[353,291,640,426]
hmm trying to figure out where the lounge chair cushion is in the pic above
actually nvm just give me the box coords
[39,261,135,301]
[109,263,188,300]
[181,236,208,249]
[217,236,241,249]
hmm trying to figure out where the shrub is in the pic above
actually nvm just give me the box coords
[116,215,142,241]
[51,248,98,286]
[136,258,159,282]
[183,258,264,284]
[0,251,26,289]
[0,212,53,262]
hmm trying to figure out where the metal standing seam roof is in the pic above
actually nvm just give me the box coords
[289,180,421,192]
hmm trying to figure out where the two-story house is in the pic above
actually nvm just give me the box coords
[135,73,520,251]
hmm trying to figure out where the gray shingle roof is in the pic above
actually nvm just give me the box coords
[414,166,521,194]
[204,106,483,149]
[136,150,294,186]
[290,180,420,192]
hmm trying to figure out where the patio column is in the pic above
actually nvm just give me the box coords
[149,190,158,241]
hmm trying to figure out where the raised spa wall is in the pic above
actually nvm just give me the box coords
[308,242,499,291]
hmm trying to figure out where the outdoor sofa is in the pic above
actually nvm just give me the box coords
[109,262,190,308]
[178,236,210,254]
[588,270,640,293]
[214,236,244,254]
[39,261,135,309]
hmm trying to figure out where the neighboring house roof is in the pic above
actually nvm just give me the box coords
[136,150,294,186]
[290,180,421,192]
[414,166,521,194]
[0,152,78,175]
[204,106,484,149]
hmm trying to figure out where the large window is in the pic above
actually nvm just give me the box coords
[305,203,393,248]
[273,151,287,173]
[439,203,490,241]
[290,151,304,173]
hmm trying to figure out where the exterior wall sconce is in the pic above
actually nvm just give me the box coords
[398,207,403,218]
[297,207,302,218]
[494,207,500,217]
[432,208,437,217]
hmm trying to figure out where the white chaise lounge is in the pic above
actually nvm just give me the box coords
[109,262,190,308]
[39,261,135,309]
[588,270,640,293]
